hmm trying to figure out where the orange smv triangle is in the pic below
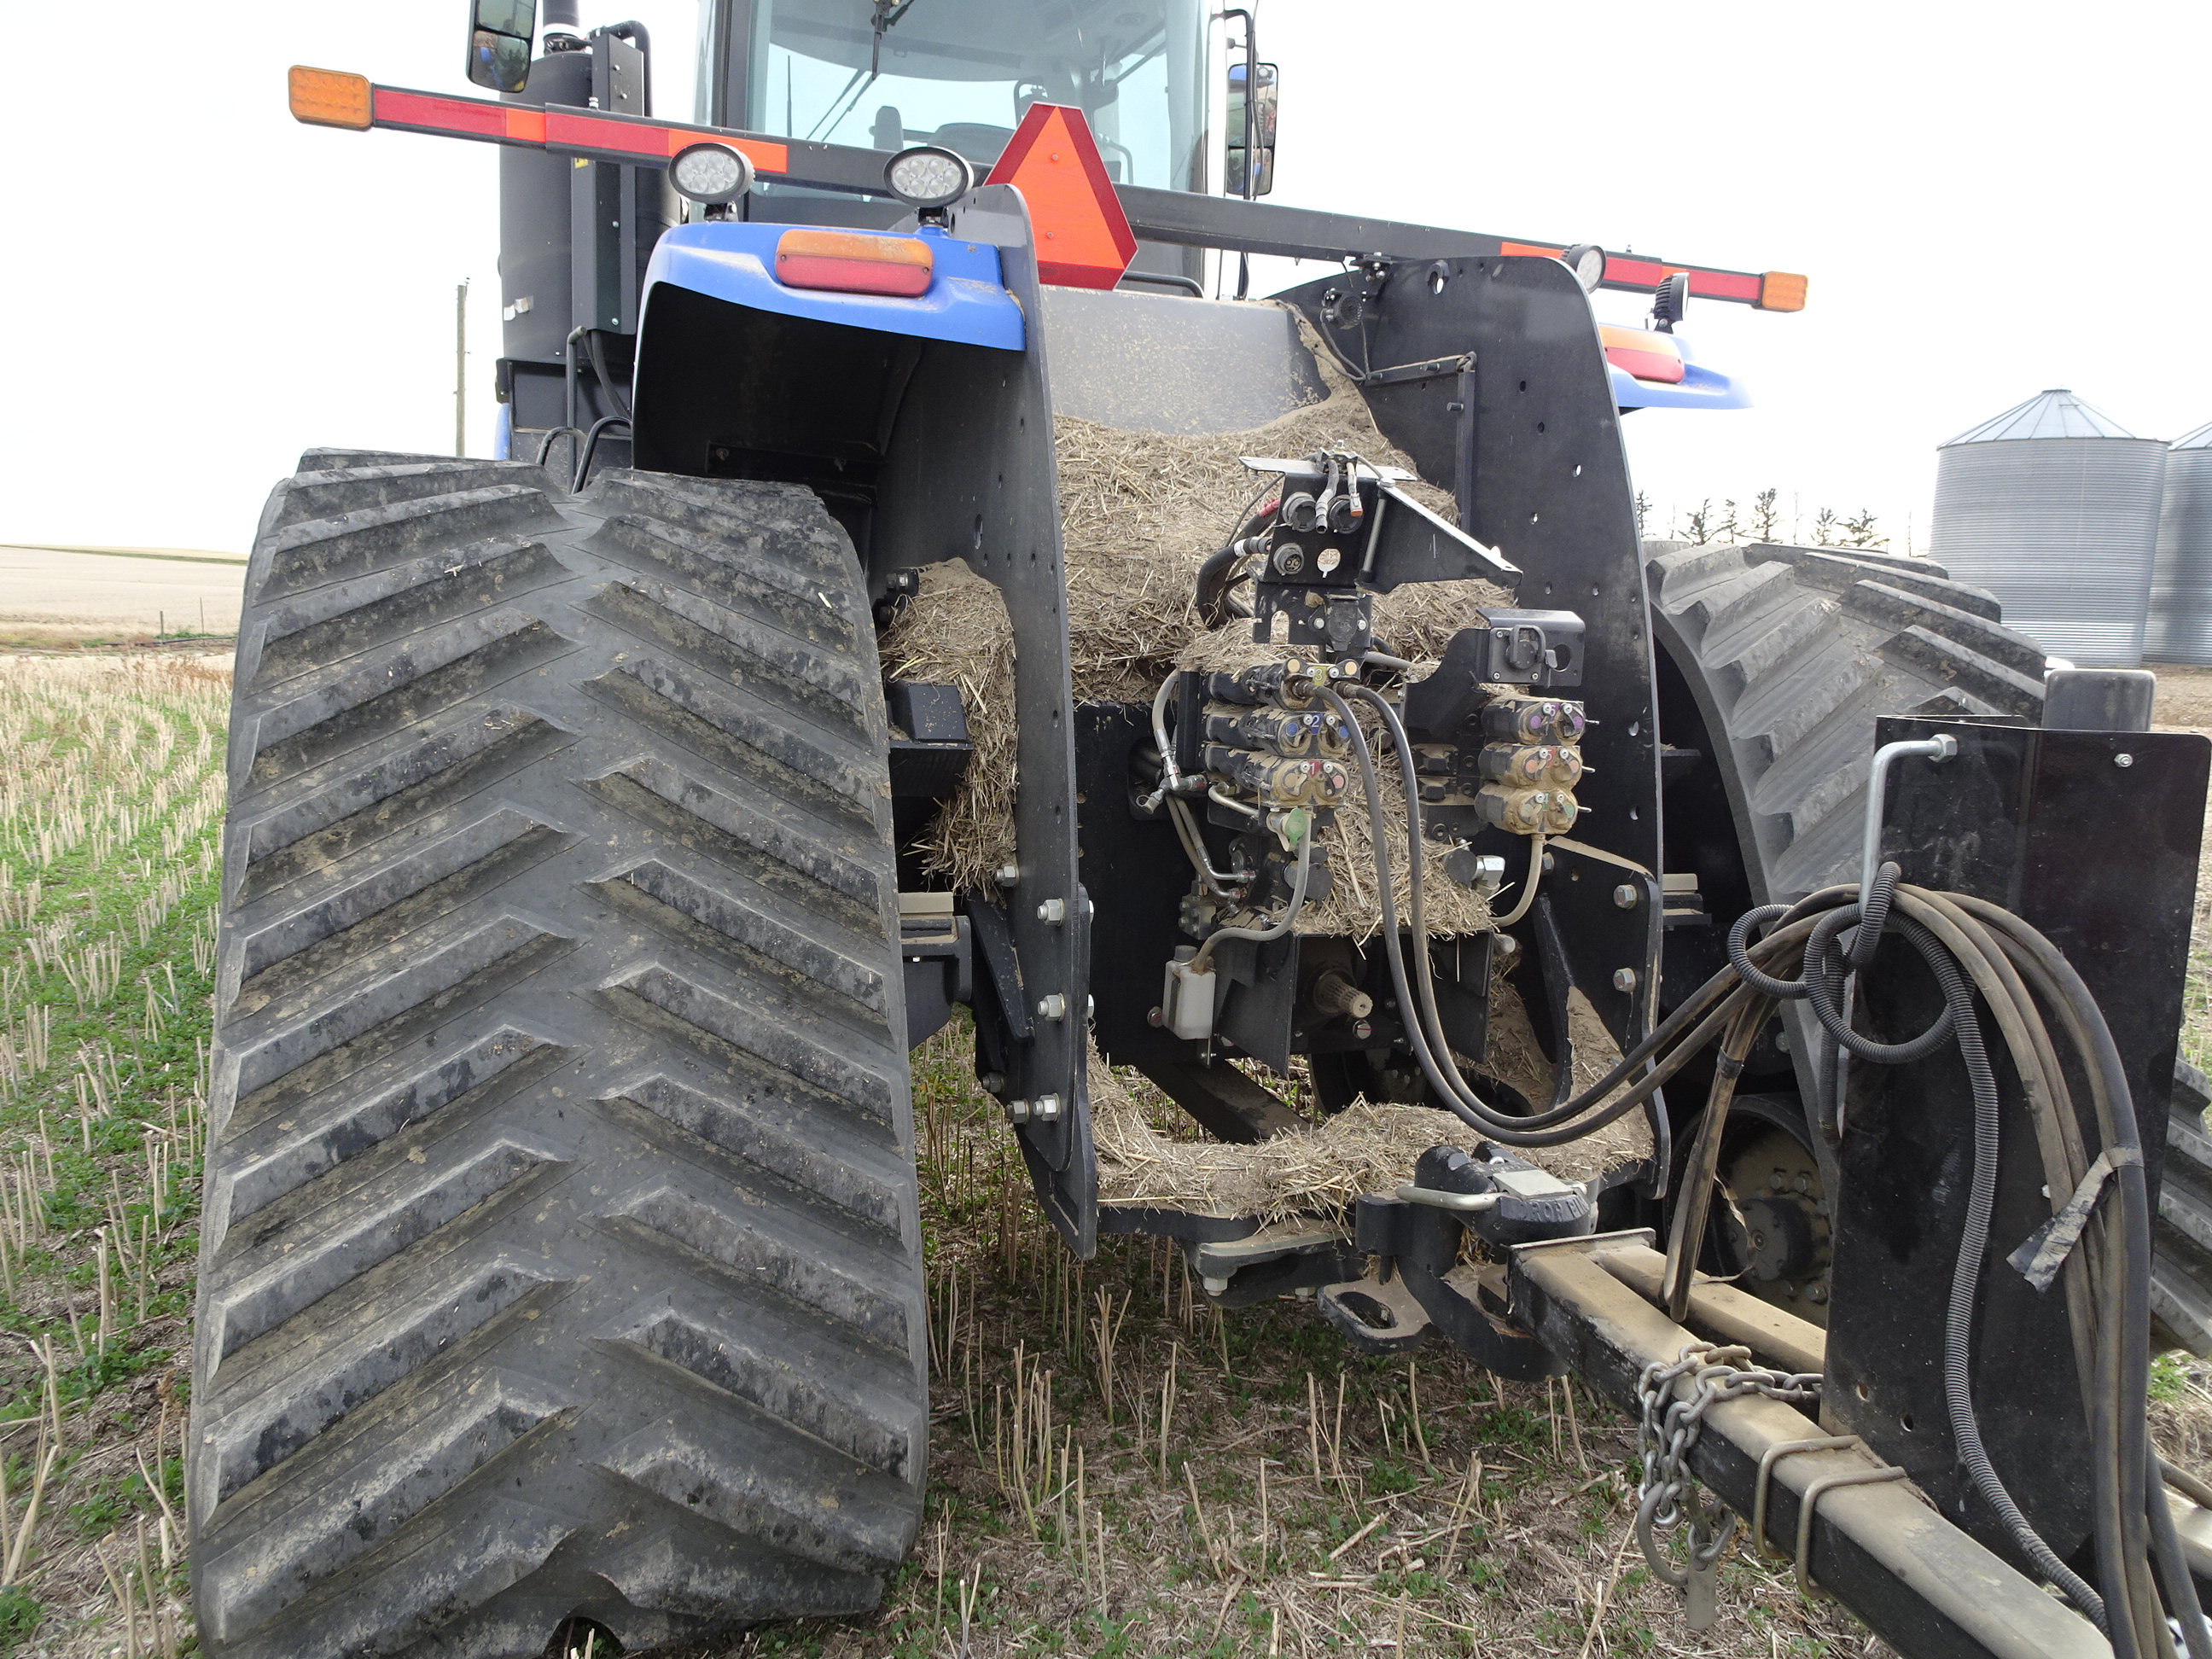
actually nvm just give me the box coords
[985,103,1138,290]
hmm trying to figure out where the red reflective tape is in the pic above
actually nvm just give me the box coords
[1686,269,1761,301]
[374,88,515,139]
[1600,254,1760,302]
[543,110,788,170]
[1499,241,1562,259]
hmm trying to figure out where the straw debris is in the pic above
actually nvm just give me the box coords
[1091,1054,1651,1224]
[879,303,1514,944]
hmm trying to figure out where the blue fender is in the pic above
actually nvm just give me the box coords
[641,221,1026,352]
[1610,330,1751,411]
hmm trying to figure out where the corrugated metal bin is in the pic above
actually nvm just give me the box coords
[1931,389,2168,667]
[2145,420,2212,665]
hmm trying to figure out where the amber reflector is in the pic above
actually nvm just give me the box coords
[288,66,372,131]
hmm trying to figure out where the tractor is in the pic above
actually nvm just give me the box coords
[193,3,2212,1655]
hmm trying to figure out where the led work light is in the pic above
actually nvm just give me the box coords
[669,142,754,208]
[884,146,975,210]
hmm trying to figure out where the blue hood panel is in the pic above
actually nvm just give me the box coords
[643,221,1026,352]
[1610,331,1751,411]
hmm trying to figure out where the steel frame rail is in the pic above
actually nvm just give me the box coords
[1508,1234,2109,1659]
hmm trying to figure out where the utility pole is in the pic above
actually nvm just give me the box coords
[455,279,469,457]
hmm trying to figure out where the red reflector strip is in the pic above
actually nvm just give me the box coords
[1600,254,1761,303]
[543,109,788,172]
[374,88,540,142]
[1598,325,1685,385]
[367,88,789,172]
[774,230,934,298]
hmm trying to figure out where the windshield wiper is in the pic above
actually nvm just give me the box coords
[805,0,922,144]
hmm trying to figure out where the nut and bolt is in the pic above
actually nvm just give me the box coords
[1036,898,1066,924]
[1612,883,1639,909]
[1807,1283,1830,1305]
[1147,1005,1165,1027]
[1494,934,1520,957]
[994,864,1021,887]
[1033,1093,1062,1121]
[978,1071,1004,1093]
[1037,993,1068,1021]
[1613,967,1639,992]
[2115,753,2134,768]
[1352,1019,1373,1039]
[1004,1098,1031,1124]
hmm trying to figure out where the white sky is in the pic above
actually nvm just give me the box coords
[3,0,2203,554]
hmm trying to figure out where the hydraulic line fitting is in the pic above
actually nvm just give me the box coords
[1207,747,1349,807]
[1476,783,1580,835]
[1476,742,1584,788]
[1202,707,1337,756]
[1481,696,1586,745]
[1205,658,1330,710]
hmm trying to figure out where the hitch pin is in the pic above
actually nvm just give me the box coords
[1860,733,1957,913]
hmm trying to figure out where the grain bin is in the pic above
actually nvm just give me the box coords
[2145,421,2212,665]
[1930,389,2168,666]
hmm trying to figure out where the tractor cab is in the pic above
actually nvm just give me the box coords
[692,0,1267,281]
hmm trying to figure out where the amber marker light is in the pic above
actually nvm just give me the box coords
[774,230,934,299]
[1760,271,1810,312]
[288,66,372,131]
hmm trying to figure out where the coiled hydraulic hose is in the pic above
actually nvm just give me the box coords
[1316,667,2204,1652]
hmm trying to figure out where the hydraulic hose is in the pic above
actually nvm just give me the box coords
[1291,672,2187,1644]
[1187,826,1313,973]
[1319,681,1821,1147]
[1489,835,1547,930]
[1895,906,2111,1631]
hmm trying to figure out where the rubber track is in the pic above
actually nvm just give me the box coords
[2157,1059,2212,1355]
[1650,539,2212,1357]
[189,454,924,1657]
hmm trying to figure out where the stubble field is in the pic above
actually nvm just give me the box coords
[0,653,2199,1658]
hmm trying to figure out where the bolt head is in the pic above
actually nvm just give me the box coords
[1033,1093,1062,1121]
[1037,993,1067,1021]
[1494,934,1519,956]
[1807,1283,1830,1305]
[2115,752,2134,768]
[1036,898,1066,924]
[994,864,1021,887]
[1004,1098,1031,1124]
[978,1071,1004,1093]
[1612,883,1639,909]
[1613,967,1639,992]
[1147,1005,1164,1027]
[1353,1019,1372,1039]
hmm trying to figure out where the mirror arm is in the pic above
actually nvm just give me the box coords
[1221,7,1259,200]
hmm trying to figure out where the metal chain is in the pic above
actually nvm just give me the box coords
[1634,1342,1821,1590]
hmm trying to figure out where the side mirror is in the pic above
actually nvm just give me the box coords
[467,0,537,93]
[1227,61,1278,198]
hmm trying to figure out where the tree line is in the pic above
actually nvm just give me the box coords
[1634,487,1893,550]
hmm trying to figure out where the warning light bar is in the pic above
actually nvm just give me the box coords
[288,70,1807,313]
[1501,242,1807,312]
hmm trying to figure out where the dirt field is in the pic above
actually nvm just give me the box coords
[0,547,244,647]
